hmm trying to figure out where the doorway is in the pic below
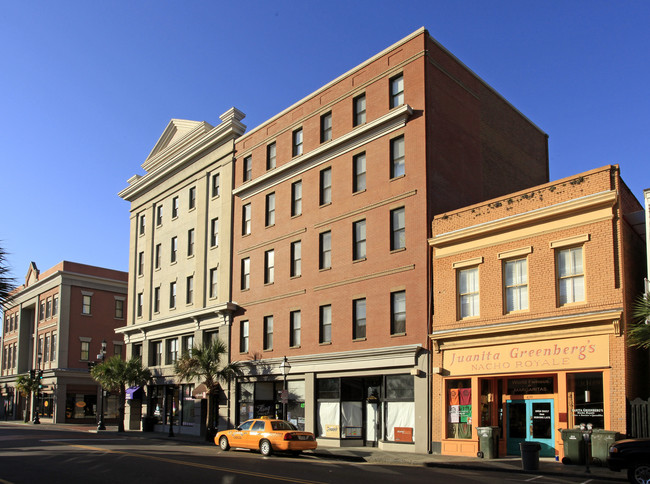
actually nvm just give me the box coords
[506,399,554,457]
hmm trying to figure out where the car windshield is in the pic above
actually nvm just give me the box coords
[271,421,296,431]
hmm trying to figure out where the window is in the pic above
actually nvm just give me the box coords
[212,173,220,197]
[389,74,404,108]
[242,203,251,235]
[114,344,123,358]
[320,112,332,143]
[51,334,56,361]
[46,298,52,319]
[265,192,275,227]
[44,334,50,362]
[139,214,146,235]
[291,180,302,216]
[189,186,196,210]
[353,153,366,193]
[241,258,250,290]
[53,296,59,317]
[80,341,89,361]
[154,287,160,313]
[558,247,585,305]
[211,218,219,247]
[391,291,406,334]
[267,143,276,170]
[458,267,479,318]
[353,220,366,261]
[166,339,178,365]
[290,240,302,277]
[137,293,143,317]
[172,197,179,218]
[138,251,144,276]
[390,207,406,250]
[353,94,366,126]
[243,156,252,182]
[155,244,161,269]
[151,341,162,366]
[186,275,194,304]
[320,231,332,270]
[115,299,124,319]
[39,301,45,320]
[320,167,332,205]
[187,229,195,257]
[171,236,178,263]
[390,135,405,178]
[292,128,303,157]
[290,311,301,347]
[320,305,332,344]
[209,267,218,298]
[82,295,92,315]
[182,335,194,357]
[156,205,163,226]
[169,281,177,309]
[263,316,273,351]
[264,250,275,285]
[240,320,249,353]
[504,259,528,312]
[353,298,366,340]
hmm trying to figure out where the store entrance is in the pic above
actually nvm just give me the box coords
[506,399,554,457]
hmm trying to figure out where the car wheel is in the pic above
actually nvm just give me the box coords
[219,436,230,451]
[628,463,650,484]
[259,439,273,456]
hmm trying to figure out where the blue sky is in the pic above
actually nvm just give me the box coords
[1,1,648,282]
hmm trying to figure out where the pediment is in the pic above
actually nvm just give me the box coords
[144,119,212,168]
[25,262,39,287]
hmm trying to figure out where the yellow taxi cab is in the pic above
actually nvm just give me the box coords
[215,417,317,456]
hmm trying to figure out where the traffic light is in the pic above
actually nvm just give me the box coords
[29,369,35,379]
[37,370,43,390]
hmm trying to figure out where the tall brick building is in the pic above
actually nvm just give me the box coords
[229,27,549,452]
[429,166,647,457]
[1,261,128,423]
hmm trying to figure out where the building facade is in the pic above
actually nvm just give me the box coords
[229,28,549,453]
[117,108,246,435]
[0,261,127,423]
[429,166,648,457]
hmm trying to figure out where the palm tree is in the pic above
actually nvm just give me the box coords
[0,245,16,306]
[174,338,241,440]
[628,294,650,349]
[91,356,152,432]
[16,373,39,422]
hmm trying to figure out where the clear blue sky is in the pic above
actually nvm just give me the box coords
[1,1,648,282]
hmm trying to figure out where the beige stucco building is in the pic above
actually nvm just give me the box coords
[117,108,246,435]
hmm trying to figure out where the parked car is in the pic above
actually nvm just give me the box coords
[607,438,650,483]
[215,418,317,456]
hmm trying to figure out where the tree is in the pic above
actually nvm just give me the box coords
[0,245,16,307]
[16,373,39,422]
[628,294,650,349]
[91,356,152,432]
[174,338,241,440]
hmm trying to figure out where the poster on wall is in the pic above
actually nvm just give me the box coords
[449,405,460,423]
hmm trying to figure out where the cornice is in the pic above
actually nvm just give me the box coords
[233,104,413,201]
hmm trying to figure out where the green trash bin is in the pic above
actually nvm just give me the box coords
[590,430,618,466]
[477,426,500,459]
[560,428,585,465]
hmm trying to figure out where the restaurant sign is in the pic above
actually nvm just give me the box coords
[444,335,609,376]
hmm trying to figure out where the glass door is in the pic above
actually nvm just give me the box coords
[365,402,379,446]
[506,399,555,457]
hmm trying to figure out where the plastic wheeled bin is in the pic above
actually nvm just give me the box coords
[590,430,618,466]
[476,426,500,459]
[520,441,541,471]
[560,428,585,465]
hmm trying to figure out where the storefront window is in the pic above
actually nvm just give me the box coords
[287,380,305,430]
[568,372,604,428]
[238,382,254,424]
[150,386,164,423]
[317,378,340,438]
[447,378,472,439]
[181,384,195,426]
[384,375,414,442]
[65,393,97,419]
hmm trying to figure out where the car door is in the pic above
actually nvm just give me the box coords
[248,420,267,448]
[232,420,255,448]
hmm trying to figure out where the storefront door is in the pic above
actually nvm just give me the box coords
[506,399,554,457]
[365,402,379,446]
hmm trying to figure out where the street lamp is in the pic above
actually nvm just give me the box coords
[97,340,107,431]
[279,356,291,421]
[33,352,42,424]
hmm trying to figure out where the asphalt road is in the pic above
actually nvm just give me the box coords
[0,425,620,484]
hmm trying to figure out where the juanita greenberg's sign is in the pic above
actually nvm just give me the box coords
[444,335,609,376]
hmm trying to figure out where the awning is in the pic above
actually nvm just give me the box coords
[125,386,141,400]
[192,383,208,399]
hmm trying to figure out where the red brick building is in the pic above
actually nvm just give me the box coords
[229,28,549,452]
[429,166,647,457]
[1,261,128,423]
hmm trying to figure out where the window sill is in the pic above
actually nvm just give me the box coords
[319,341,332,346]
[390,332,406,337]
[319,202,332,208]
[264,282,274,286]
[187,254,195,260]
[352,189,367,196]
[289,345,301,349]
[290,275,302,280]
[353,257,367,264]
[265,224,275,229]
[353,338,367,342]
[389,174,406,182]
[291,213,302,219]
[390,247,406,254]
[319,267,332,272]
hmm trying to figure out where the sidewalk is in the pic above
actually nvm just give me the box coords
[1,421,627,482]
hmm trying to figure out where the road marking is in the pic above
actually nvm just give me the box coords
[0,479,15,484]
[50,442,327,484]
[525,477,544,482]
[40,438,129,442]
